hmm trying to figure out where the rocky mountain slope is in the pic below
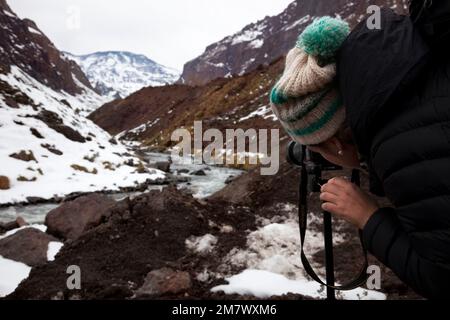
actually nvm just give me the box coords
[89,58,285,152]
[0,0,164,204]
[180,0,408,85]
[0,0,95,96]
[64,51,180,100]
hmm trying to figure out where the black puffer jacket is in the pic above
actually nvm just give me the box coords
[338,5,450,299]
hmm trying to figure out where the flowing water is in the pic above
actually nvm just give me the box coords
[0,152,243,224]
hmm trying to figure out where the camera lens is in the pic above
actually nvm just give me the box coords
[287,141,304,167]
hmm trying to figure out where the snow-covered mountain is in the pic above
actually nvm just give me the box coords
[64,51,180,100]
[0,0,164,204]
[180,0,408,85]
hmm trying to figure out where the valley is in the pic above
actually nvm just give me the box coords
[0,0,420,301]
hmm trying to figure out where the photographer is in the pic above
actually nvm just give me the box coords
[271,1,450,299]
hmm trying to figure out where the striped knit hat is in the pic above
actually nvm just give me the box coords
[270,17,350,146]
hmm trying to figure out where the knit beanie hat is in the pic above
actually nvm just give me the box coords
[270,17,350,146]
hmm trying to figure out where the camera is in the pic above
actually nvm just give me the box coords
[286,140,366,299]
[287,141,342,171]
[287,141,342,192]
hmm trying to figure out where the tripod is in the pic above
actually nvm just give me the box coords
[287,141,367,300]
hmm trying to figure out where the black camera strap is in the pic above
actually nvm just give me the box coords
[298,166,369,291]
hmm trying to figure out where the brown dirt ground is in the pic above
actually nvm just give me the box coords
[7,149,421,300]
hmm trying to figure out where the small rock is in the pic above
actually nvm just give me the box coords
[51,291,65,300]
[0,217,28,233]
[177,169,189,174]
[60,99,72,108]
[26,196,47,204]
[135,162,148,174]
[16,216,28,227]
[9,150,37,162]
[135,268,192,298]
[41,144,63,156]
[190,170,206,176]
[0,175,10,190]
[151,161,171,173]
[30,127,44,139]
[225,175,235,184]
[124,159,135,167]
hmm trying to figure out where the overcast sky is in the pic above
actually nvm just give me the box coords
[8,0,292,71]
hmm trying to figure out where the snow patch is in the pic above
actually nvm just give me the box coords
[285,15,312,31]
[28,26,42,35]
[249,39,264,49]
[239,105,277,122]
[47,241,63,261]
[116,118,161,139]
[3,9,16,18]
[186,234,218,255]
[211,269,386,300]
[0,256,31,297]
[230,23,266,46]
[215,205,385,300]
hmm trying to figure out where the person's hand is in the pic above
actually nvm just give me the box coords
[319,177,379,229]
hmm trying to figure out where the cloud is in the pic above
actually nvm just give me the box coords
[8,0,292,70]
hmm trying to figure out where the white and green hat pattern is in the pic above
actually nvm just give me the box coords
[270,17,350,146]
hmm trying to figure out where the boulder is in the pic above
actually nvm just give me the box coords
[45,193,116,240]
[0,175,10,190]
[135,268,192,298]
[151,161,171,173]
[190,170,206,176]
[0,228,58,266]
[0,217,28,234]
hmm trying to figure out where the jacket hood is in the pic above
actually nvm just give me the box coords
[337,8,430,155]
[410,0,450,46]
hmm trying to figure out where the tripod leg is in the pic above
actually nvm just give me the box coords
[323,211,336,300]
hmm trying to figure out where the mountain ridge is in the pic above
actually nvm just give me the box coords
[0,0,163,204]
[180,0,408,86]
[0,0,95,95]
[64,51,180,100]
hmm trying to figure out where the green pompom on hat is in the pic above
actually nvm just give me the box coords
[297,16,350,60]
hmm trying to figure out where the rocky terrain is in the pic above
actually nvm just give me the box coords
[64,51,180,100]
[2,152,420,300]
[179,0,408,86]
